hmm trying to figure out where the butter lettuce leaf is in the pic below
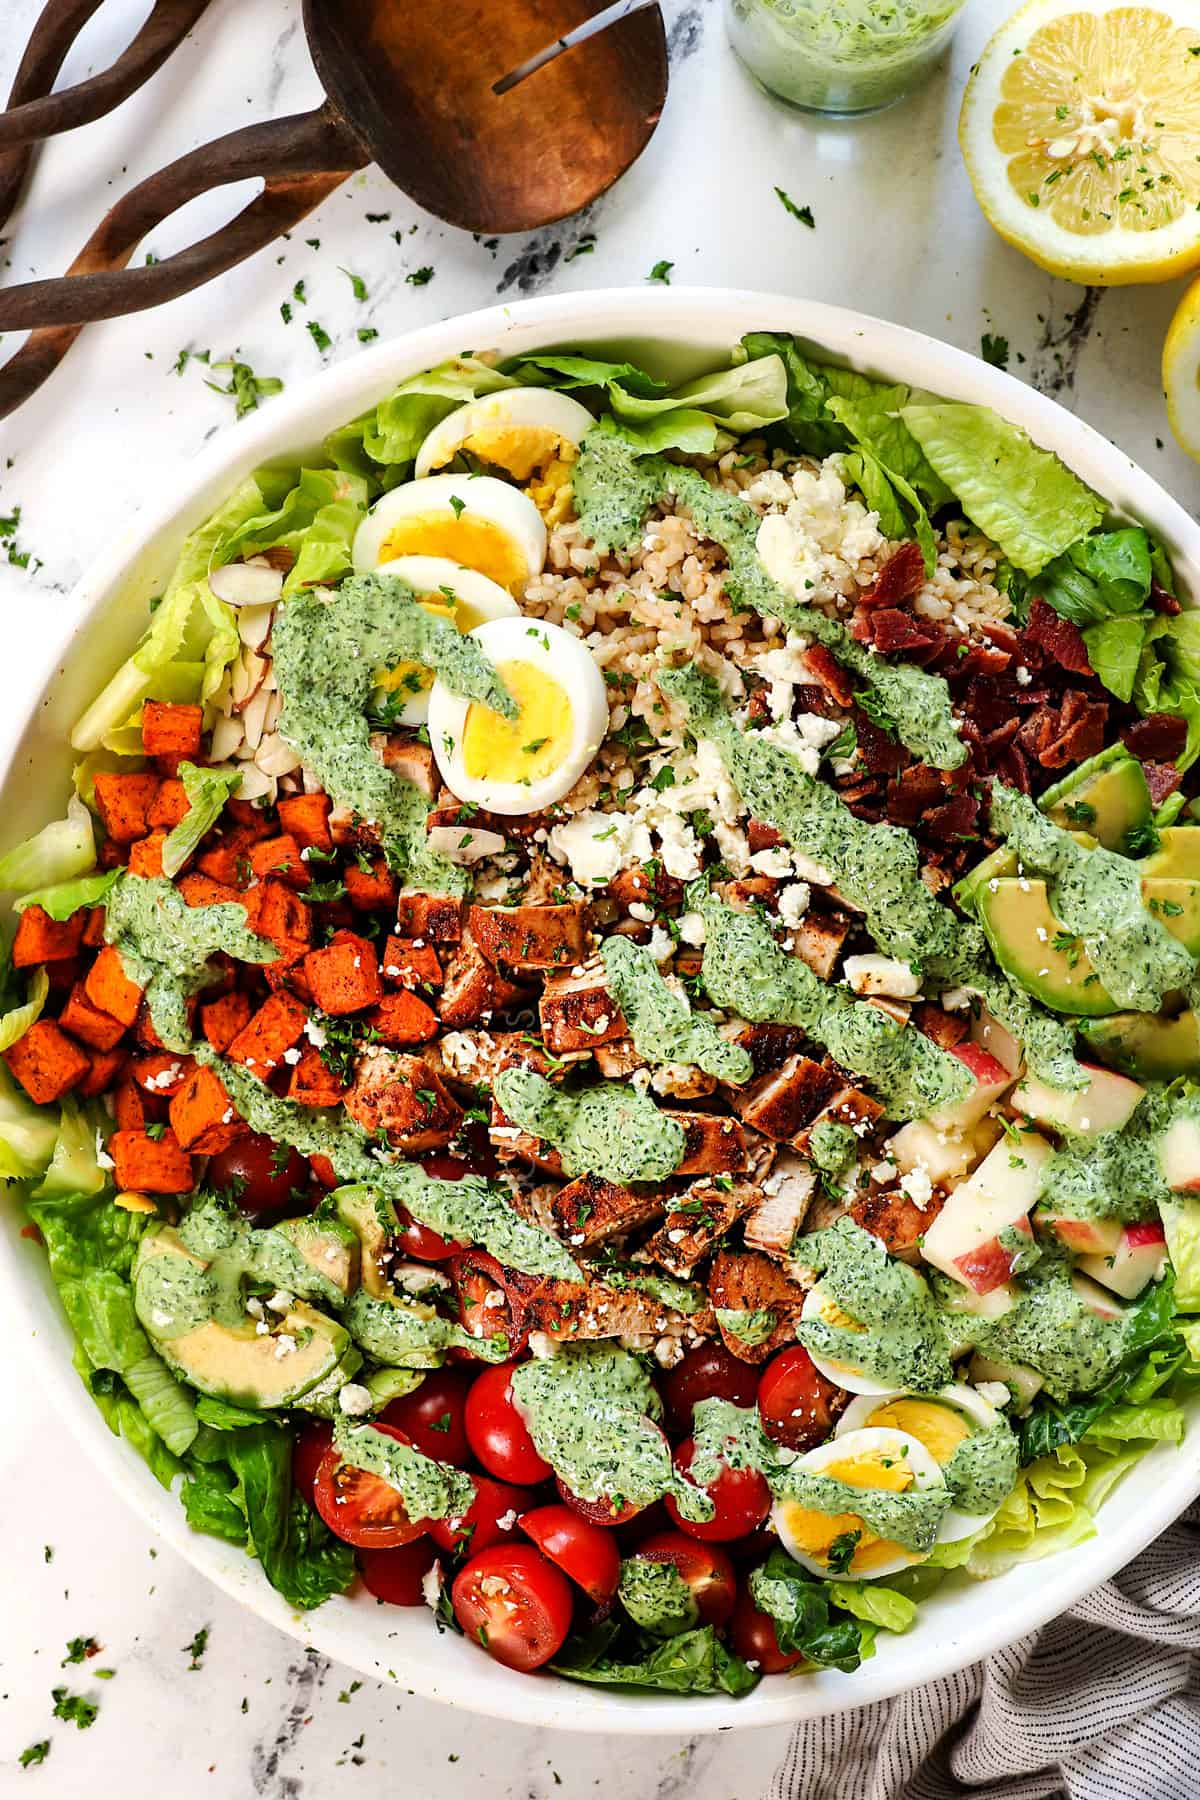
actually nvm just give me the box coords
[965,1441,1143,1579]
[325,357,518,487]
[1039,528,1153,626]
[512,349,789,454]
[1083,614,1152,703]
[828,1579,919,1635]
[901,403,1106,575]
[0,794,96,896]
[161,762,242,879]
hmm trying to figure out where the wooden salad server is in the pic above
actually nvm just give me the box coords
[0,0,668,420]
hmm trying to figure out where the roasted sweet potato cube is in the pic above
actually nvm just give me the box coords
[243,877,311,950]
[381,935,442,990]
[394,889,463,943]
[148,777,190,830]
[93,771,160,844]
[199,990,254,1055]
[249,834,309,890]
[731,1054,840,1141]
[11,904,85,968]
[539,962,627,1054]
[113,1076,150,1130]
[367,990,439,1047]
[304,933,383,1015]
[4,1019,90,1103]
[76,1045,126,1099]
[277,792,332,852]
[469,903,588,973]
[549,1172,664,1245]
[135,994,197,1050]
[225,799,273,832]
[109,1128,193,1195]
[130,1051,193,1098]
[178,872,242,908]
[343,1050,463,1150]
[170,1064,242,1154]
[84,944,143,1028]
[344,857,397,912]
[127,831,168,878]
[141,701,203,758]
[197,822,269,888]
[287,1046,347,1108]
[226,991,309,1076]
[665,1110,749,1176]
[58,981,126,1051]
[81,909,107,948]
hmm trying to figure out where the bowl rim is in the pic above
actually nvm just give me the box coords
[4,284,1200,1736]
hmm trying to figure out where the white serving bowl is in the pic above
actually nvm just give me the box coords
[2,289,1198,1734]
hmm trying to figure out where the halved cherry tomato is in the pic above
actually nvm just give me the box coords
[664,1438,771,1543]
[660,1342,761,1436]
[757,1345,845,1452]
[519,1504,621,1604]
[358,1538,440,1606]
[313,1423,429,1549]
[556,1478,643,1528]
[428,1474,530,1555]
[292,1421,332,1506]
[450,1251,528,1355]
[208,1132,309,1221]
[630,1530,737,1626]
[465,1362,553,1485]
[452,1545,574,1672]
[729,1581,803,1673]
[382,1368,471,1466]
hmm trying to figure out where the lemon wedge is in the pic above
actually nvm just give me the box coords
[960,1,1200,284]
[1164,271,1200,456]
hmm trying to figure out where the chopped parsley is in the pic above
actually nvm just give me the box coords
[51,1688,97,1729]
[204,360,283,419]
[647,259,674,283]
[182,1626,209,1670]
[306,320,333,354]
[980,332,1010,370]
[774,187,815,227]
[407,267,435,286]
[19,1743,49,1770]
[340,267,369,301]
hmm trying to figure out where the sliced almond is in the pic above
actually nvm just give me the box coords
[210,560,284,608]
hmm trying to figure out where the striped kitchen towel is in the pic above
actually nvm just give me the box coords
[767,1501,1200,1800]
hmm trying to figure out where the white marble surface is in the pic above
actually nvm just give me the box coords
[0,0,1197,1792]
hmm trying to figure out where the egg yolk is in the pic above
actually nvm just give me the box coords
[378,511,529,593]
[462,660,573,786]
[862,1399,971,1466]
[812,1293,869,1380]
[375,597,456,698]
[454,424,574,484]
[779,1451,919,1575]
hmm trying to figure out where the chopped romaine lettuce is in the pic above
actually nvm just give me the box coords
[0,1063,58,1180]
[0,794,96,895]
[161,763,242,879]
[14,869,121,921]
[0,952,47,1054]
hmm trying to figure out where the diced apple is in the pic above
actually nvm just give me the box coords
[921,1132,1054,1293]
[969,1352,1044,1413]
[1080,1220,1168,1300]
[1070,1269,1129,1323]
[927,1042,1015,1132]
[887,1114,1000,1186]
[1035,1208,1122,1259]
[971,1007,1024,1078]
[1160,1114,1200,1192]
[939,1279,1019,1355]
[1012,1063,1144,1139]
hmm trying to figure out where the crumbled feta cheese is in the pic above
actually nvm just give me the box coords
[421,1562,444,1610]
[749,845,793,879]
[791,852,833,886]
[678,910,707,946]
[628,900,655,923]
[303,1017,327,1049]
[282,1046,302,1066]
[778,881,810,928]
[975,1381,1012,1408]
[899,1166,934,1211]
[337,1383,374,1416]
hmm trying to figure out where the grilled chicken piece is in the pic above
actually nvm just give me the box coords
[470,902,590,972]
[343,1049,463,1151]
[912,1003,970,1050]
[607,866,685,910]
[437,931,527,1026]
[665,1110,750,1176]
[539,961,627,1054]
[427,789,550,842]
[793,1083,884,1155]
[731,1053,840,1142]
[548,1171,664,1245]
[395,890,465,944]
[593,1038,649,1079]
[650,1063,717,1101]
[743,1154,817,1258]
[636,1179,760,1277]
[488,1101,564,1175]
[438,1029,569,1090]
[728,1022,809,1078]
[708,1247,812,1363]
[717,876,779,910]
[791,912,850,980]
[514,1274,703,1344]
[849,1184,945,1263]
[331,736,438,844]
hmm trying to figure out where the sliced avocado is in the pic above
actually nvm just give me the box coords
[1143,877,1200,956]
[364,1367,426,1407]
[294,1347,366,1418]
[177,1197,346,1313]
[976,877,1117,1015]
[953,845,1016,914]
[1142,827,1200,880]
[333,1183,397,1298]
[134,1227,348,1408]
[277,1211,361,1300]
[1040,745,1151,851]
[1080,1008,1200,1080]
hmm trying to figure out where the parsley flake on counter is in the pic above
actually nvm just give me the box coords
[340,267,369,301]
[61,1636,99,1667]
[648,259,674,283]
[358,327,379,343]
[0,505,39,570]
[205,360,284,419]
[407,266,435,286]
[182,1626,209,1670]
[18,1742,49,1770]
[981,332,1010,369]
[365,211,391,222]
[565,236,596,262]
[51,1688,97,1729]
[306,320,333,354]
[774,187,815,226]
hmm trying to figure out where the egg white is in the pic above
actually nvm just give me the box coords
[351,474,547,593]
[773,1426,946,1580]
[837,1383,1004,1542]
[414,388,596,481]
[800,1283,898,1396]
[426,615,608,817]
[369,555,520,726]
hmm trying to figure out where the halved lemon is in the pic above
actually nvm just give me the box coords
[960,0,1200,284]
[1164,271,1200,457]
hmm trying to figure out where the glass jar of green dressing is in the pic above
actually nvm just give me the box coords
[725,0,969,116]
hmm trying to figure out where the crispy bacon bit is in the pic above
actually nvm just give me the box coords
[854,711,909,777]
[859,540,926,610]
[1021,598,1093,678]
[1144,761,1183,806]
[885,763,946,827]
[923,790,980,841]
[1016,689,1108,770]
[1150,577,1181,617]
[862,608,946,659]
[1122,713,1187,764]
[802,644,856,708]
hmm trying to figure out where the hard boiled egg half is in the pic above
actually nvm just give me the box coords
[415,388,595,509]
[800,1284,896,1396]
[426,616,607,816]
[773,1427,946,1580]
[837,1383,1006,1542]
[368,555,518,726]
[352,474,546,595]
